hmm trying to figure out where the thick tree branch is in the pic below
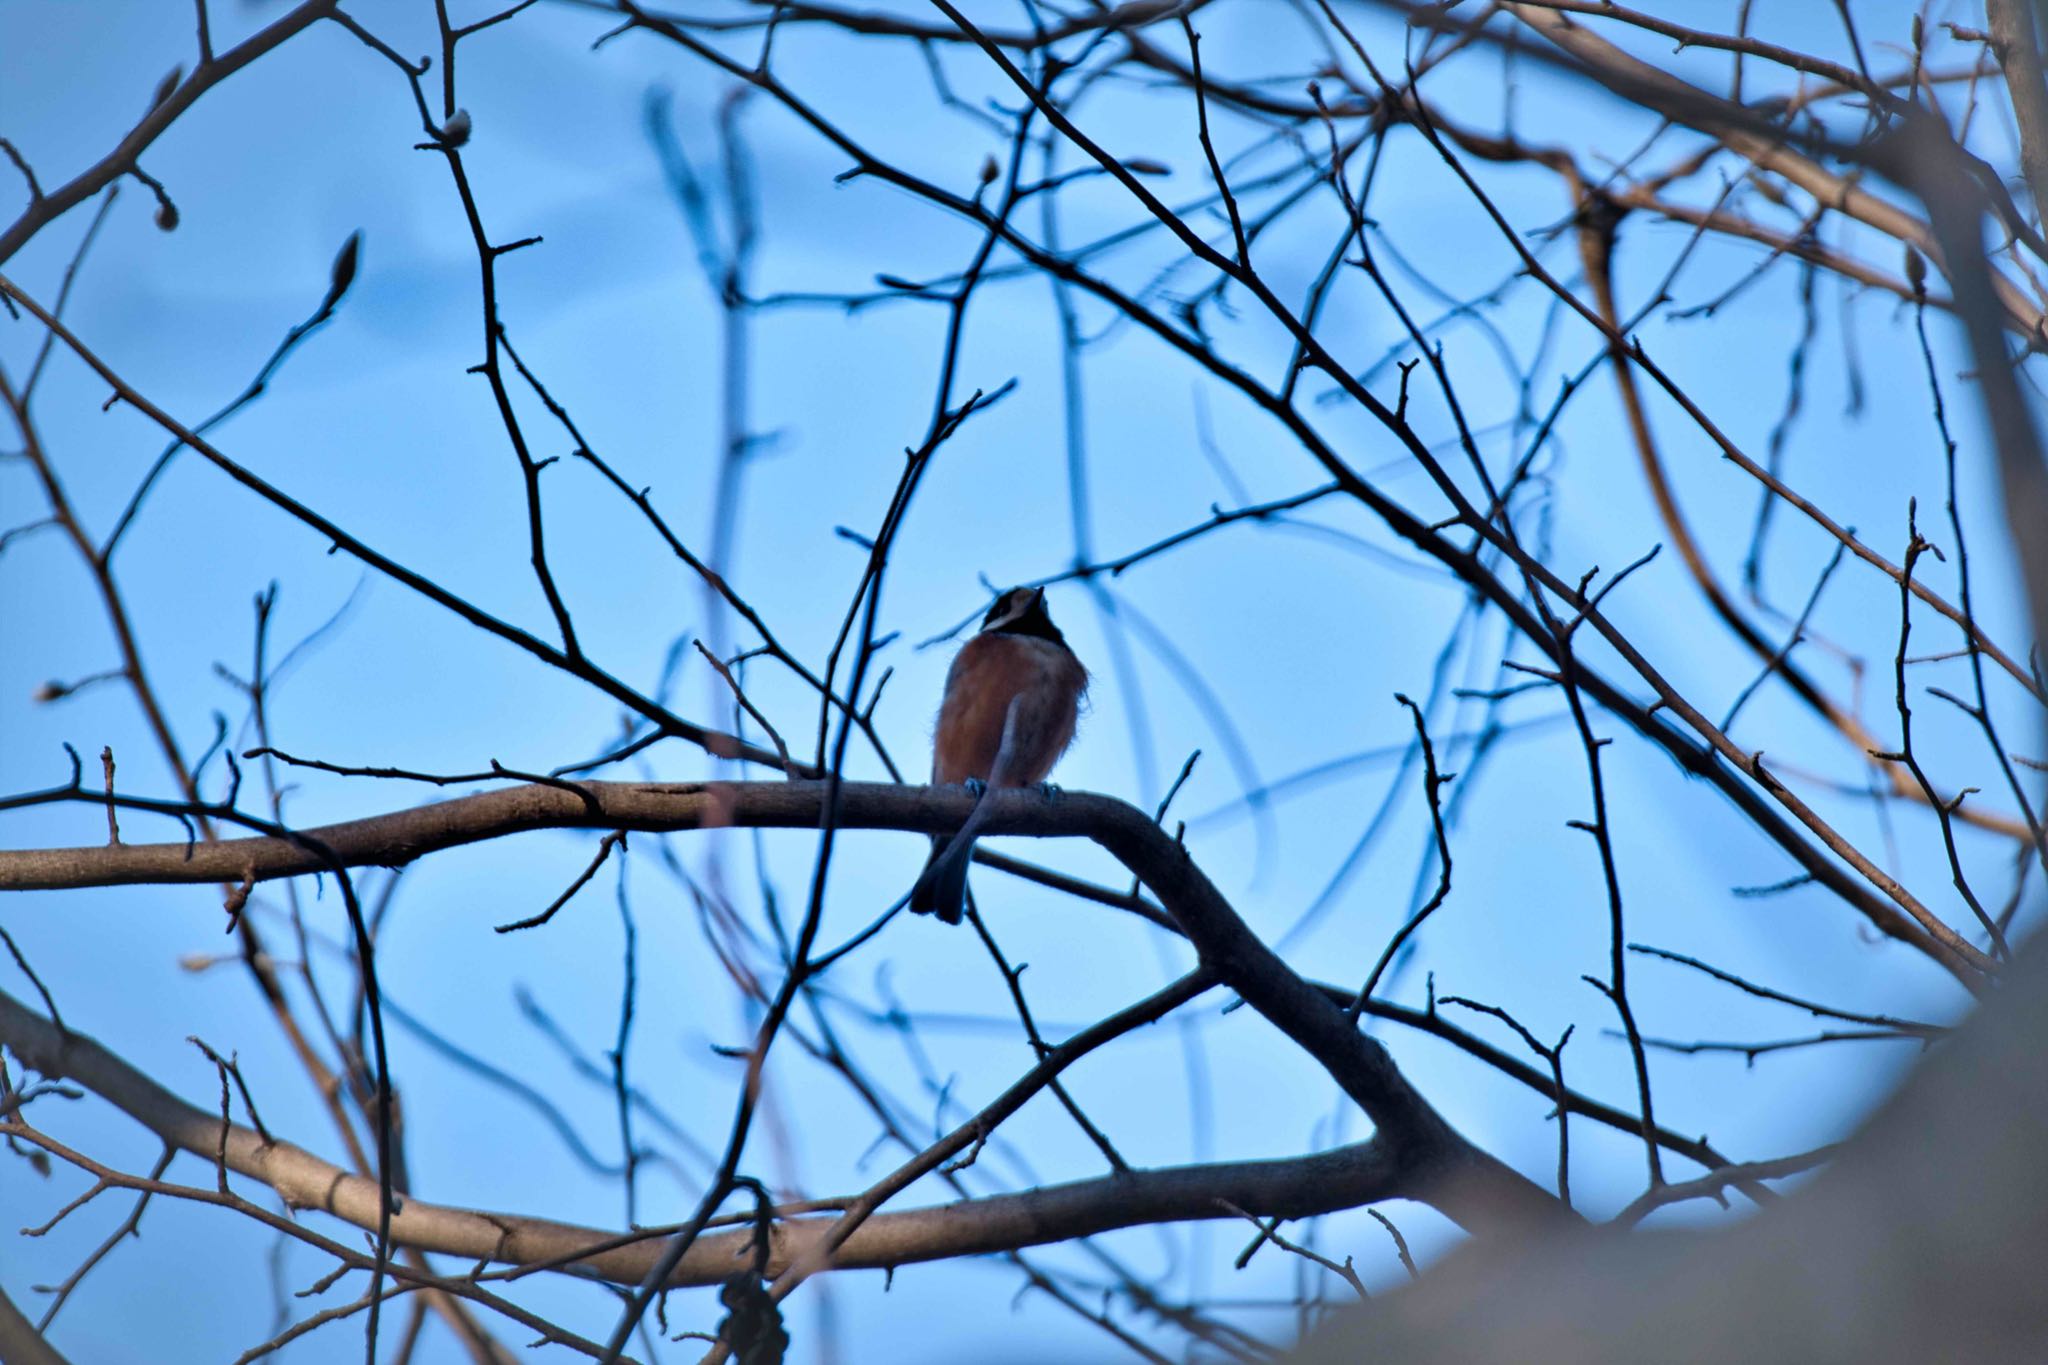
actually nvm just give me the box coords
[0,982,1410,1285]
[0,775,1740,1175]
[1983,0,2048,231]
[0,1283,71,1365]
[0,778,1570,1234]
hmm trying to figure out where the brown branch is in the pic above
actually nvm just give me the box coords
[1502,1,1879,99]
[1573,196,2028,844]
[0,979,1411,1286]
[1609,1144,1839,1229]
[1381,102,2004,983]
[0,1120,612,1362]
[0,1283,71,1365]
[0,784,1076,886]
[0,772,1738,1177]
[0,778,1571,1234]
[1396,92,2041,712]
[1986,0,2048,230]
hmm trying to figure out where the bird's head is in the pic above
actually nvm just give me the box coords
[979,586,1062,642]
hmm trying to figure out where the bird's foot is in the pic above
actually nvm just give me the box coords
[1036,782,1062,802]
[961,777,988,798]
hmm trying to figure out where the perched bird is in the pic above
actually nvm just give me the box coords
[910,586,1088,924]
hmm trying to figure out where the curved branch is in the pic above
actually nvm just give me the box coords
[0,982,1411,1286]
[0,776,1740,1178]
[2,775,1734,1174]
[0,778,1569,1234]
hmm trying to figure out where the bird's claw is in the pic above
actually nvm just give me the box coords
[1037,782,1062,802]
[962,777,988,798]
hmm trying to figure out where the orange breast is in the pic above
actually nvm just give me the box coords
[931,633,1086,787]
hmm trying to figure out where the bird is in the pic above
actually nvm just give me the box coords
[910,586,1088,924]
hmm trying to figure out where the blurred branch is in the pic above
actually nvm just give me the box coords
[0,1283,71,1365]
[1986,0,2048,229]
[1293,942,2048,1363]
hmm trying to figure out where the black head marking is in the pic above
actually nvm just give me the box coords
[980,587,1065,644]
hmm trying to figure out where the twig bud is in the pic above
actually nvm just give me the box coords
[322,231,362,311]
[151,66,183,111]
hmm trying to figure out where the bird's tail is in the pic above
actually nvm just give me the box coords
[909,834,972,925]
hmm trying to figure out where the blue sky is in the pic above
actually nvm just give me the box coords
[0,1,2035,1361]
